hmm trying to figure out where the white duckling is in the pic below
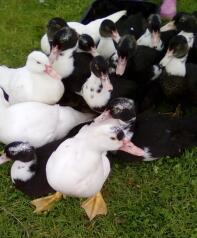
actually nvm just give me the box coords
[41,10,126,54]
[0,51,64,105]
[31,118,145,220]
[0,88,93,148]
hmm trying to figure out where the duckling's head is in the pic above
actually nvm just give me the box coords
[116,35,136,75]
[26,51,61,79]
[99,19,120,42]
[89,120,144,156]
[161,12,197,33]
[147,14,161,48]
[107,97,136,123]
[175,14,197,33]
[160,35,189,67]
[78,34,98,56]
[47,17,68,42]
[49,26,78,64]
[90,56,113,92]
[4,142,35,162]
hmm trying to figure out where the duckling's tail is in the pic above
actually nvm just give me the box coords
[142,147,158,161]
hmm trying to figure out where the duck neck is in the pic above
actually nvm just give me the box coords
[165,56,187,77]
[178,31,194,48]
[52,45,77,78]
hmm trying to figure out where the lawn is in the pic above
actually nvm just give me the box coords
[0,0,197,237]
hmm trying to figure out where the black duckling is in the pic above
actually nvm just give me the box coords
[109,110,197,163]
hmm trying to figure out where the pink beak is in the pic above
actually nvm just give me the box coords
[0,154,11,165]
[94,110,112,123]
[112,31,121,43]
[159,49,174,67]
[116,57,127,76]
[160,21,176,32]
[44,64,62,80]
[90,47,99,57]
[119,139,145,157]
[151,31,160,49]
[101,74,113,92]
[49,46,60,64]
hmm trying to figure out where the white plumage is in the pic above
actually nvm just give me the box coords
[46,119,123,198]
[0,88,93,147]
[0,51,64,105]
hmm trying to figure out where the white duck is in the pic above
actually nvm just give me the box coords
[31,118,145,220]
[0,51,64,105]
[41,10,126,55]
[0,88,93,148]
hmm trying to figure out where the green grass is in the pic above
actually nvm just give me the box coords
[0,0,197,237]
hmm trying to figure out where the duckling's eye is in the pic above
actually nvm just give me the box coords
[110,137,116,140]
[60,53,64,56]
[36,61,41,64]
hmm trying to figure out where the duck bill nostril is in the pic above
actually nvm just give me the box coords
[49,45,60,64]
[119,139,145,156]
[0,153,11,165]
[116,57,127,76]
[160,21,176,32]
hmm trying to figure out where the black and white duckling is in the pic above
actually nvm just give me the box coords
[0,88,93,147]
[115,34,162,84]
[49,26,79,78]
[0,142,55,197]
[137,14,164,51]
[30,118,145,220]
[77,34,98,56]
[0,51,64,105]
[159,34,197,107]
[97,19,120,59]
[110,110,197,163]
[41,17,68,55]
[161,13,197,64]
[79,56,113,112]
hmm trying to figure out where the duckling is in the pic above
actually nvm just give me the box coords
[0,142,55,198]
[0,88,93,147]
[137,14,164,51]
[97,19,120,59]
[159,35,197,108]
[79,56,137,112]
[31,118,145,220]
[41,17,68,55]
[109,110,197,163]
[161,13,197,64]
[115,35,162,81]
[0,51,64,105]
[49,27,79,78]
